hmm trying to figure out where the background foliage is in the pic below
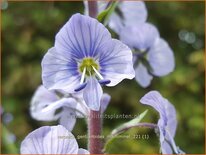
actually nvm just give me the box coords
[1,1,205,154]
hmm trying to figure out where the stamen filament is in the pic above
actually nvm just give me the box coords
[80,67,86,84]
[92,66,103,80]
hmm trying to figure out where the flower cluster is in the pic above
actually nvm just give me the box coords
[20,1,185,154]
[85,1,175,88]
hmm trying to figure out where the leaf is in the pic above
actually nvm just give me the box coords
[97,1,119,26]
[111,110,148,136]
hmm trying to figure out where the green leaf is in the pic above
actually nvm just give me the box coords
[111,110,148,136]
[97,1,119,26]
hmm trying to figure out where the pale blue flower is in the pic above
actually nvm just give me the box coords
[140,91,184,154]
[42,14,134,111]
[20,125,89,154]
[30,85,111,131]
[120,23,175,88]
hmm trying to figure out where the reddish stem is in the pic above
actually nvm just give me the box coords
[88,110,103,154]
[88,1,98,18]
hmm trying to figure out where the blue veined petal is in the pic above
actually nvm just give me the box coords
[100,93,111,113]
[109,1,148,34]
[160,129,182,154]
[148,38,175,76]
[164,101,177,138]
[140,91,168,121]
[55,13,112,58]
[140,91,179,154]
[158,124,173,154]
[83,77,103,111]
[140,91,177,131]
[120,23,159,51]
[135,63,153,88]
[20,125,80,154]
[161,140,173,154]
[42,47,81,93]
[159,126,183,154]
[100,39,135,86]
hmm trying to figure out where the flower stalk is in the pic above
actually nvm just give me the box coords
[88,1,98,18]
[88,110,103,154]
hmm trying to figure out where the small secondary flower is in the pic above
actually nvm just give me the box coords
[120,23,175,88]
[140,91,184,154]
[30,85,111,131]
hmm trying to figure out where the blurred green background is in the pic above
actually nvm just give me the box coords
[1,1,205,154]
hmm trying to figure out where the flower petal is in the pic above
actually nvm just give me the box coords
[120,23,159,51]
[83,77,103,111]
[100,93,111,113]
[55,13,112,58]
[30,85,60,121]
[135,63,153,88]
[109,1,148,34]
[31,86,88,131]
[20,125,79,154]
[161,140,173,154]
[148,38,175,76]
[41,47,81,93]
[100,39,135,86]
[140,91,177,135]
[42,97,88,119]
[59,108,77,131]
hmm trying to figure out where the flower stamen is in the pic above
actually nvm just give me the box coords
[92,66,103,80]
[80,67,86,84]
[79,58,99,76]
